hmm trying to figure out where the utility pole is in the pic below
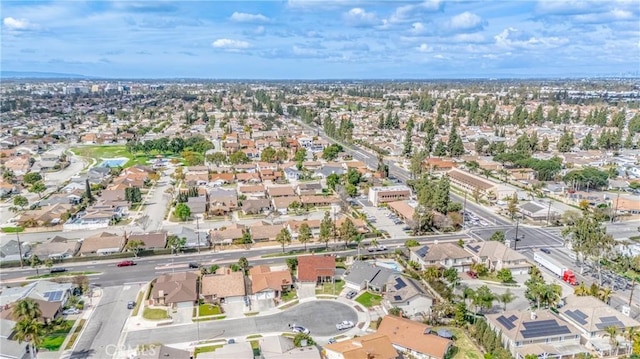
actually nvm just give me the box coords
[612,191,620,223]
[513,214,521,251]
[546,200,552,226]
[630,278,636,307]
[462,191,468,230]
[16,229,23,268]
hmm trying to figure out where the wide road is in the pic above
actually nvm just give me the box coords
[68,285,140,359]
[124,300,358,347]
[0,234,466,287]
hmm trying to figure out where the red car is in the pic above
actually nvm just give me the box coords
[117,260,136,267]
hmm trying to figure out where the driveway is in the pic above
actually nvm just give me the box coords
[124,300,358,346]
[297,282,316,299]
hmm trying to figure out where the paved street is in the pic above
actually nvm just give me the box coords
[124,300,358,347]
[469,225,564,250]
[68,285,140,359]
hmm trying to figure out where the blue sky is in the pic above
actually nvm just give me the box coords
[1,0,639,79]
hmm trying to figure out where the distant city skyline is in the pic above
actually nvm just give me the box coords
[1,0,639,79]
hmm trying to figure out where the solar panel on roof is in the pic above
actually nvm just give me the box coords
[415,246,429,257]
[521,319,571,339]
[508,315,518,321]
[600,316,619,323]
[565,310,588,325]
[394,295,402,301]
[497,315,516,330]
[466,244,481,253]
[394,277,407,290]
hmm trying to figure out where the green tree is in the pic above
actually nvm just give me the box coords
[286,258,298,272]
[433,140,447,157]
[472,285,495,313]
[496,269,514,283]
[434,176,450,214]
[293,333,315,347]
[260,147,277,162]
[167,235,187,254]
[581,131,594,150]
[174,203,191,221]
[298,223,312,251]
[206,152,227,166]
[557,130,575,152]
[229,150,250,164]
[29,181,46,199]
[13,318,43,359]
[44,258,54,271]
[237,257,250,273]
[84,178,93,201]
[126,239,145,257]
[276,228,292,253]
[29,255,42,276]
[13,195,28,210]
[322,144,342,161]
[447,125,465,156]
[326,173,341,191]
[405,239,420,248]
[319,211,333,250]
[488,231,506,243]
[23,172,42,185]
[339,218,358,249]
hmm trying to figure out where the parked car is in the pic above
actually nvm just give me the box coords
[328,338,337,344]
[50,267,67,273]
[188,262,200,269]
[336,321,355,330]
[367,245,387,252]
[127,301,136,309]
[62,308,80,315]
[291,325,310,335]
[541,248,551,254]
[346,290,358,299]
[466,271,478,279]
[117,260,136,267]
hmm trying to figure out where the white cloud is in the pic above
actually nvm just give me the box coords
[230,12,269,23]
[449,12,484,31]
[343,8,379,27]
[388,0,442,23]
[3,17,32,30]
[212,39,250,49]
[410,22,427,35]
[452,33,486,43]
[417,43,433,52]
[573,9,635,23]
[494,28,568,49]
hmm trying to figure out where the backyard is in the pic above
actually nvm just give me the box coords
[315,280,345,295]
[436,327,483,359]
[355,292,382,307]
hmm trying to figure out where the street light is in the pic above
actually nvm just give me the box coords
[513,213,525,250]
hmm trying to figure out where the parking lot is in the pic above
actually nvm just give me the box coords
[358,202,409,238]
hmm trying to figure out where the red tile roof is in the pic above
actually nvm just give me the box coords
[297,255,335,282]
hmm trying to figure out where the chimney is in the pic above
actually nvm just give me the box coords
[530,311,537,320]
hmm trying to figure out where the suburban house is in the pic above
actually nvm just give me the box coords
[0,280,73,323]
[210,225,245,245]
[78,232,125,256]
[485,310,586,359]
[138,345,191,359]
[296,182,323,196]
[151,272,198,307]
[297,255,335,283]
[410,243,474,272]
[324,333,399,359]
[241,198,272,215]
[387,201,416,222]
[343,261,396,293]
[259,335,322,359]
[286,219,321,240]
[250,223,284,242]
[187,196,208,215]
[171,226,209,249]
[198,341,253,359]
[127,232,168,250]
[17,203,73,227]
[31,236,80,260]
[519,202,559,222]
[267,186,296,198]
[0,240,31,263]
[201,270,247,304]
[383,275,433,320]
[368,186,412,207]
[377,315,453,359]
[249,265,293,301]
[465,241,531,275]
[272,196,300,215]
[0,319,29,359]
[209,188,238,216]
[559,295,639,357]
[238,184,266,198]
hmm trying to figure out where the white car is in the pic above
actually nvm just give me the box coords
[291,325,310,335]
[336,321,355,330]
[62,308,80,315]
[367,245,387,252]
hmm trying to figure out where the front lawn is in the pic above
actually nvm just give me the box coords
[355,292,382,308]
[315,280,345,295]
[281,290,297,302]
[143,307,168,320]
[194,345,223,356]
[39,320,74,351]
[198,303,222,316]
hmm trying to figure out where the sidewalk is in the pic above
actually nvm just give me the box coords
[54,288,103,359]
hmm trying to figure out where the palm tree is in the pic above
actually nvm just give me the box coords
[497,289,516,311]
[462,287,476,307]
[598,287,613,304]
[12,299,42,322]
[12,318,43,359]
[423,266,440,281]
[604,325,619,356]
[573,282,589,296]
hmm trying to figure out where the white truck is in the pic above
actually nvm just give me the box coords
[533,251,578,285]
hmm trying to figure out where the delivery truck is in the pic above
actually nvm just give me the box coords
[533,251,578,285]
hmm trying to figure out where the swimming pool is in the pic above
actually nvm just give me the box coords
[373,260,403,271]
[99,158,129,168]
